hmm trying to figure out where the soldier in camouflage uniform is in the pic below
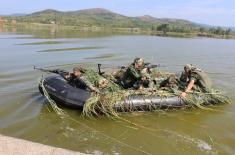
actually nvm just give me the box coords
[134,68,155,89]
[119,58,144,89]
[120,58,153,89]
[159,74,179,91]
[65,67,99,93]
[179,64,212,98]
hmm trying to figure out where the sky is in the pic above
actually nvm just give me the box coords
[1,0,235,27]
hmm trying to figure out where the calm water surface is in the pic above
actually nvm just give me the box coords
[0,30,235,155]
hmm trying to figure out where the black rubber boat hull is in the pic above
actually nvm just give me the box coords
[39,75,186,111]
[39,76,91,109]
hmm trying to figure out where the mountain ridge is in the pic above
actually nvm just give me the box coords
[3,8,234,32]
[14,8,199,29]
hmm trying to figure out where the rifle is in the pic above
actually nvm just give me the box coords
[97,64,105,75]
[34,66,69,76]
[144,63,161,68]
[116,63,162,70]
[144,63,161,73]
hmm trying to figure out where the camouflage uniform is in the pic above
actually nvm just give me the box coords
[160,74,179,90]
[68,75,98,92]
[178,71,189,90]
[113,67,127,84]
[63,67,99,92]
[81,75,98,91]
[179,68,212,92]
[137,69,155,89]
[121,64,143,88]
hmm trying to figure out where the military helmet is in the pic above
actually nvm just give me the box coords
[184,64,193,70]
[134,57,144,66]
[73,66,85,73]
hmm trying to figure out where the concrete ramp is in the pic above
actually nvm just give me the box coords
[0,134,85,155]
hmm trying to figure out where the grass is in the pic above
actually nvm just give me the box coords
[83,88,231,117]
[81,69,231,117]
[36,46,102,52]
[39,78,67,117]
[17,41,66,45]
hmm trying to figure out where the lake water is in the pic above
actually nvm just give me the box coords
[0,29,235,155]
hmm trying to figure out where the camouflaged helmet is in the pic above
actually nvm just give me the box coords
[73,66,85,73]
[134,57,144,66]
[184,64,193,70]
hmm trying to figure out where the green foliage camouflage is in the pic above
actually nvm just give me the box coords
[82,88,231,117]
[80,69,231,117]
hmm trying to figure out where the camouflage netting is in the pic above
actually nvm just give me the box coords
[82,89,231,117]
[81,68,231,117]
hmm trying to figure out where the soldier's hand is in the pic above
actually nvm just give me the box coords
[142,68,148,73]
[65,73,71,79]
[180,92,187,99]
[138,85,144,90]
[141,76,147,81]
[91,87,100,94]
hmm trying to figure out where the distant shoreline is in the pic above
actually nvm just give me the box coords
[1,23,235,39]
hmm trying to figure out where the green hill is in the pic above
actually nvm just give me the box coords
[3,8,233,38]
[10,8,200,29]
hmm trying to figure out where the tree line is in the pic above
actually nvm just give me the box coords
[151,24,232,36]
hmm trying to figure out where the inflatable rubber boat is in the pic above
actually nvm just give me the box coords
[39,75,187,111]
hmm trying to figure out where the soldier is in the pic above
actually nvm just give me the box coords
[119,58,144,89]
[134,67,155,90]
[65,67,99,93]
[120,58,153,89]
[159,74,179,90]
[179,64,212,98]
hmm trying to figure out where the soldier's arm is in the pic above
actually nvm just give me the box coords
[80,76,99,92]
[185,80,195,93]
[141,68,151,79]
[189,72,198,82]
[63,73,74,81]
[180,74,196,98]
[129,66,141,79]
[179,72,188,82]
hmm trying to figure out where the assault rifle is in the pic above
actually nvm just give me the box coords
[144,63,162,72]
[144,63,160,69]
[34,66,69,77]
[118,63,161,70]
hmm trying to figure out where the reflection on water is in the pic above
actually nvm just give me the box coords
[0,24,145,39]
[0,28,235,154]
